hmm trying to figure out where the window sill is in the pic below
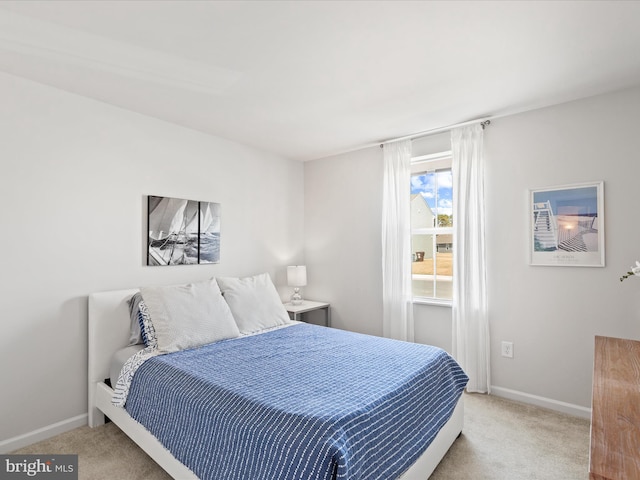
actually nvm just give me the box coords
[412,297,452,308]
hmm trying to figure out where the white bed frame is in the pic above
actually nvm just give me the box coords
[88,288,464,479]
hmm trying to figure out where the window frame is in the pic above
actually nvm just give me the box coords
[410,151,454,307]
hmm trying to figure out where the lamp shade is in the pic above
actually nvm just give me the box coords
[287,265,307,287]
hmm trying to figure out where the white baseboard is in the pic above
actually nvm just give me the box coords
[0,414,87,454]
[491,386,591,420]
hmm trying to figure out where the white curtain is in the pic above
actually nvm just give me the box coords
[451,124,490,393]
[381,140,414,342]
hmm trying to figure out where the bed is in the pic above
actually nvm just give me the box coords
[88,280,467,480]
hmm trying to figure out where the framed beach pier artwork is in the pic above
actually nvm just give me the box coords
[147,195,221,266]
[529,181,604,267]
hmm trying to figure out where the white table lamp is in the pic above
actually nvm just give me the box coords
[287,265,307,305]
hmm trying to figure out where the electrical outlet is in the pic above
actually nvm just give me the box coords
[501,341,514,358]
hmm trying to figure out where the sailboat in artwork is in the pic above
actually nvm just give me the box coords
[200,202,214,231]
[148,197,198,265]
[198,202,221,264]
[148,197,188,241]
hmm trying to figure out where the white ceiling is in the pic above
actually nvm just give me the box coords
[1,1,640,161]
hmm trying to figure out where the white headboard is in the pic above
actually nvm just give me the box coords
[87,288,137,426]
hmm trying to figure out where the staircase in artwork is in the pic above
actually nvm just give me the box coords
[533,202,558,250]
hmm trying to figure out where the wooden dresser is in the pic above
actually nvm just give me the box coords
[589,336,640,480]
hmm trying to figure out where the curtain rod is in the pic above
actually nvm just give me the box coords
[380,117,491,147]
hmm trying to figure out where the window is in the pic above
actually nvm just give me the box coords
[410,151,453,302]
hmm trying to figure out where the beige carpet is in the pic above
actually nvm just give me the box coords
[430,394,590,480]
[13,393,590,479]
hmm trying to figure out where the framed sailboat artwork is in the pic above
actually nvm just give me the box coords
[147,195,221,266]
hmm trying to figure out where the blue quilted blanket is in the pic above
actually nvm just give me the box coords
[125,323,468,480]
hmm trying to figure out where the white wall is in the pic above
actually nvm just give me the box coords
[0,71,304,448]
[304,85,640,415]
[486,86,640,411]
[304,146,384,336]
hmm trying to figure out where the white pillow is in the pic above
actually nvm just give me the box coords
[216,273,291,334]
[140,279,240,353]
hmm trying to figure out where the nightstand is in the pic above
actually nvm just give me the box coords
[284,301,331,327]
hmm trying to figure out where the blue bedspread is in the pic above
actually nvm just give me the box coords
[125,323,468,480]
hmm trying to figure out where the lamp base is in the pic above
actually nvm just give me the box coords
[290,288,303,306]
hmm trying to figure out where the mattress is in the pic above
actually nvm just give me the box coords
[121,322,468,480]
